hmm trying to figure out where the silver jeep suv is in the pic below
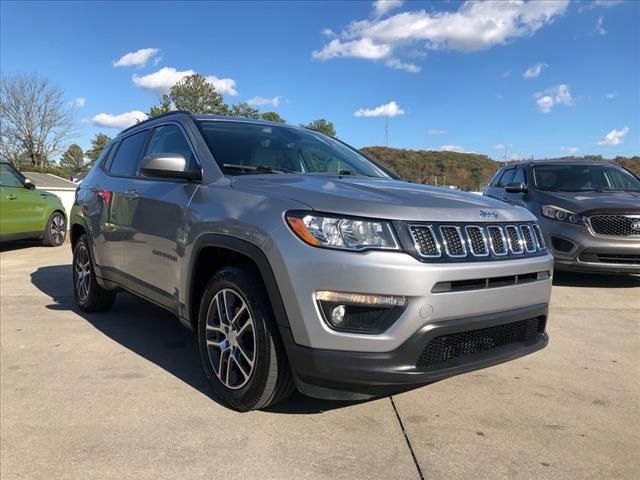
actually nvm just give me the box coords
[70,111,553,411]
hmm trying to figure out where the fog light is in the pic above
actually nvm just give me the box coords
[315,290,407,334]
[331,305,346,325]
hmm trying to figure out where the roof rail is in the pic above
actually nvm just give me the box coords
[119,110,192,135]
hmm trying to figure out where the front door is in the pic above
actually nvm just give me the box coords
[0,163,45,238]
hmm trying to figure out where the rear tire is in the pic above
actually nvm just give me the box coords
[72,234,116,312]
[197,266,294,411]
[43,211,66,246]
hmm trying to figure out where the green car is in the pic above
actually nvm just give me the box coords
[0,160,67,246]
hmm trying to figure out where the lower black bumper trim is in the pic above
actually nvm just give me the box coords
[280,304,549,399]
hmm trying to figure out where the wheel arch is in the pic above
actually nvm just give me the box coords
[186,235,291,333]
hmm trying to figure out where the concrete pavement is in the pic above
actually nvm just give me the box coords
[1,242,638,479]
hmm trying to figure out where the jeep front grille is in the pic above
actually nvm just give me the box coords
[587,215,640,237]
[408,223,546,261]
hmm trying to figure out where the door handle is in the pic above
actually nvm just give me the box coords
[6,194,17,200]
[124,189,140,200]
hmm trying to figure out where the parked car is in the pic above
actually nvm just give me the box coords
[485,160,640,274]
[70,111,553,411]
[0,160,67,246]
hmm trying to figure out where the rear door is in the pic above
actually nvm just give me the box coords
[120,123,200,312]
[0,163,45,238]
[94,130,150,283]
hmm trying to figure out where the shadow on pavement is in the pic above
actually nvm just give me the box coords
[553,271,640,288]
[30,264,363,414]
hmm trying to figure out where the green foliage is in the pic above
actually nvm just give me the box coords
[361,147,499,191]
[59,144,85,172]
[150,73,229,115]
[260,111,286,123]
[21,164,70,179]
[301,119,336,137]
[230,102,261,119]
[85,133,111,165]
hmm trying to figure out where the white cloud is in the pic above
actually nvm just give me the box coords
[91,110,148,129]
[385,58,421,73]
[354,100,405,117]
[73,97,85,108]
[440,145,466,153]
[523,63,547,78]
[246,96,282,107]
[427,128,447,136]
[534,84,573,113]
[493,143,506,150]
[595,16,606,35]
[597,127,629,146]
[132,67,238,96]
[560,146,580,154]
[500,70,511,78]
[373,0,403,17]
[314,0,569,71]
[579,0,622,12]
[113,48,160,68]
[605,91,617,99]
[312,38,392,61]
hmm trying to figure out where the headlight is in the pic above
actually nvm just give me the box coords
[541,205,584,225]
[286,211,400,251]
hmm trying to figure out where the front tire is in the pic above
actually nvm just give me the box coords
[72,234,116,312]
[197,266,294,411]
[43,211,66,246]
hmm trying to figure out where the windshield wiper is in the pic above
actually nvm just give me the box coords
[223,163,299,174]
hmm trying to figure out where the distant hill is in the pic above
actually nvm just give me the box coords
[360,147,640,191]
[361,147,500,191]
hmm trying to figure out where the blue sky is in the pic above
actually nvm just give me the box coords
[1,0,639,160]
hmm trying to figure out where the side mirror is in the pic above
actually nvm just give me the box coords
[505,182,527,193]
[23,178,36,190]
[140,153,201,181]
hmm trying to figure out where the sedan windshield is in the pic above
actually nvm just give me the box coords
[532,164,640,192]
[197,120,390,178]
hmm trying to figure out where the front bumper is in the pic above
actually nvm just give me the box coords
[281,304,549,400]
[539,218,640,274]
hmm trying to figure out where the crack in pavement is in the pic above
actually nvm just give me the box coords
[390,396,425,480]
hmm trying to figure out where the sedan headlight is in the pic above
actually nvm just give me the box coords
[286,211,400,251]
[541,205,584,225]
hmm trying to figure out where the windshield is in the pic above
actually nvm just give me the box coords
[532,164,640,192]
[197,120,389,178]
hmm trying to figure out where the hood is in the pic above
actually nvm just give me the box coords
[231,175,535,222]
[535,190,640,216]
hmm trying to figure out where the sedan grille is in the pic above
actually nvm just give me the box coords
[588,215,640,237]
[408,223,546,261]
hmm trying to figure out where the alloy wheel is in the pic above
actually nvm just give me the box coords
[74,244,91,302]
[205,288,256,390]
[50,215,66,245]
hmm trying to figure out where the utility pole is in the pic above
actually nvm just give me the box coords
[385,115,389,147]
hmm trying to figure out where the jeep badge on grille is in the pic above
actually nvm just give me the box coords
[480,210,499,220]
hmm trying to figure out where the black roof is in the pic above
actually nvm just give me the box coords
[506,158,618,168]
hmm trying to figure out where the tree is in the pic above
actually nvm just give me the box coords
[59,144,85,172]
[0,73,76,167]
[301,119,336,137]
[261,111,285,123]
[229,102,261,119]
[149,73,229,115]
[85,133,111,164]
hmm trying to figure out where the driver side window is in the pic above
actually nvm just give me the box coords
[0,163,25,188]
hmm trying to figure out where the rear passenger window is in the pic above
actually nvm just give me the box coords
[511,168,525,185]
[496,168,516,187]
[108,131,148,176]
[144,124,197,172]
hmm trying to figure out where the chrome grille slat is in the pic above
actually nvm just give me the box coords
[505,225,524,254]
[531,224,546,250]
[519,225,537,253]
[440,226,467,258]
[465,226,489,257]
[408,225,441,258]
[487,226,508,256]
